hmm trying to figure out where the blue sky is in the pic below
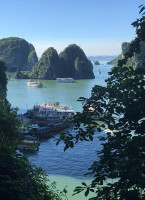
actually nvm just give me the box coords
[0,0,144,56]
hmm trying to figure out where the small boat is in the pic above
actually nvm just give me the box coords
[27,80,43,88]
[56,78,75,83]
[17,135,40,150]
[97,70,101,74]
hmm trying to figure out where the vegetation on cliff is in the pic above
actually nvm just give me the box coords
[0,103,66,200]
[0,62,67,200]
[29,44,95,80]
[122,41,145,69]
[29,47,61,79]
[57,5,145,199]
[0,143,66,200]
[59,44,95,79]
[0,60,7,93]
[107,40,145,69]
[0,37,38,72]
[107,54,122,65]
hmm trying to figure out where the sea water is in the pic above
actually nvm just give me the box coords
[7,63,111,112]
[7,63,113,199]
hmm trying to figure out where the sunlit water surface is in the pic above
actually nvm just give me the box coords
[7,63,113,199]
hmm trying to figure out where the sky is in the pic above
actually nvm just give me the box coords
[0,0,144,57]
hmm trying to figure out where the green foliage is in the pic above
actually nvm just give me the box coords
[0,141,66,200]
[0,60,7,91]
[108,10,145,69]
[57,5,145,199]
[118,6,145,68]
[0,99,66,199]
[29,47,61,79]
[120,41,145,70]
[27,45,39,70]
[28,49,35,59]
[14,70,29,79]
[123,53,138,69]
[59,44,95,79]
[0,37,38,72]
[30,44,95,80]
[0,60,21,144]
[107,54,122,65]
[74,57,93,79]
[0,61,67,200]
[0,103,66,200]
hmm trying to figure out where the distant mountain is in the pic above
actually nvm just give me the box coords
[0,37,38,72]
[88,56,117,62]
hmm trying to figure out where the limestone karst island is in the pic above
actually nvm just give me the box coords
[1,2,145,200]
[0,37,95,80]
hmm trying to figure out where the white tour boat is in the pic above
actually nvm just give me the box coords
[27,80,43,88]
[56,78,75,83]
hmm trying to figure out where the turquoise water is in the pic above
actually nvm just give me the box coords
[7,63,112,199]
[48,175,94,200]
[7,64,111,112]
[29,134,102,200]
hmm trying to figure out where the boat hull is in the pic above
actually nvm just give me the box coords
[56,78,75,83]
[27,81,43,88]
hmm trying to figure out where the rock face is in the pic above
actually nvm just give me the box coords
[29,44,95,80]
[121,41,145,69]
[94,61,100,65]
[29,47,60,79]
[121,42,131,59]
[0,37,38,72]
[108,41,145,69]
[59,44,95,79]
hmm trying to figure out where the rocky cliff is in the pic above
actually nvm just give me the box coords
[29,47,61,79]
[94,61,100,65]
[0,37,38,72]
[122,41,145,69]
[29,44,95,80]
[59,44,95,79]
[107,41,145,69]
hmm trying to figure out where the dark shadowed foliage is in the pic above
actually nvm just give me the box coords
[57,5,145,200]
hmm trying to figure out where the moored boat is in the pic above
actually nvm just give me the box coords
[56,78,75,83]
[40,102,75,119]
[27,80,43,88]
[97,70,101,74]
[17,135,40,150]
[23,102,74,138]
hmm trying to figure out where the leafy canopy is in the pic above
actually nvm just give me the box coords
[0,61,67,200]
[57,5,145,200]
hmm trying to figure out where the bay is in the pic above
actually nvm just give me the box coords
[7,63,111,112]
[7,63,113,199]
